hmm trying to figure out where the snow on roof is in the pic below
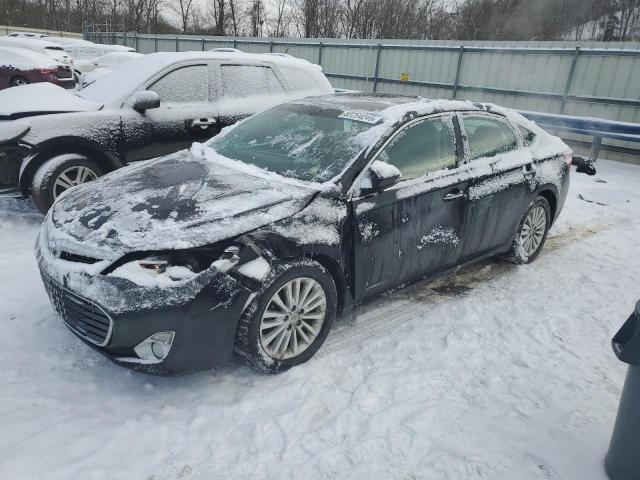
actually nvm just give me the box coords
[0,36,66,51]
[0,46,60,68]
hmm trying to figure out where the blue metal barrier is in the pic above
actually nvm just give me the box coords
[519,110,640,162]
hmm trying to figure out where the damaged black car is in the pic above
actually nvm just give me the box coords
[37,93,577,375]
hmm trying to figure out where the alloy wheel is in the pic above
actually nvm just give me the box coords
[259,277,327,360]
[53,166,98,199]
[519,205,547,257]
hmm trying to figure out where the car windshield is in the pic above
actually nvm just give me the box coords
[76,55,165,103]
[209,103,380,183]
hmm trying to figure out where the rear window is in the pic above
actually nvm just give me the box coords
[463,115,518,160]
[278,64,317,91]
[221,65,284,98]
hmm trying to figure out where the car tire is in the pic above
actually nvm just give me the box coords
[31,154,104,214]
[234,258,337,374]
[502,196,551,264]
[10,76,29,87]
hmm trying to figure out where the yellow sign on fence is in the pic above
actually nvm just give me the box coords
[400,72,410,82]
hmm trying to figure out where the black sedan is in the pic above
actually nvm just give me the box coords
[0,51,332,212]
[37,93,576,375]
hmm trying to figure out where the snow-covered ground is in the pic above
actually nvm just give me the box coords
[0,159,638,480]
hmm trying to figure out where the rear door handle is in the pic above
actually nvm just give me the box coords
[191,117,217,128]
[443,190,467,202]
[522,164,536,179]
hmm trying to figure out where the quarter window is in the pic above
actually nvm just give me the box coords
[149,65,209,103]
[221,65,285,98]
[378,117,457,180]
[517,124,536,146]
[463,115,518,160]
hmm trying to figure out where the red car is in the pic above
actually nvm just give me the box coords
[0,46,75,90]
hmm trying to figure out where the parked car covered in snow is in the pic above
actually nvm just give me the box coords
[69,43,137,74]
[0,46,75,89]
[79,51,144,87]
[0,50,333,212]
[0,37,73,67]
[36,93,583,375]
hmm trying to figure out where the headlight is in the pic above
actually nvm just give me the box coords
[108,254,200,286]
[106,245,242,287]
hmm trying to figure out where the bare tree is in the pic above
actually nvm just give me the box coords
[172,0,193,32]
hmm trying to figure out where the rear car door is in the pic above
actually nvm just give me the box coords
[458,113,537,258]
[351,114,472,299]
[216,64,288,128]
[124,63,219,162]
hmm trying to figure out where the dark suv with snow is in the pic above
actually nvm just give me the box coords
[37,93,579,375]
[0,51,333,212]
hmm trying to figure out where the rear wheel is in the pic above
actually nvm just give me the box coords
[502,196,551,264]
[10,76,29,87]
[31,154,103,213]
[234,259,337,374]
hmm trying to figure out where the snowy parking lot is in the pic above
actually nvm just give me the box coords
[0,158,639,480]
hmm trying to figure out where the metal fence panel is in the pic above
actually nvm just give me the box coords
[85,32,640,158]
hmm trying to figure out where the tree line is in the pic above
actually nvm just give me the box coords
[1,0,639,40]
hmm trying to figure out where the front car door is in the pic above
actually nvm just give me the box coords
[123,63,219,162]
[458,112,537,258]
[350,114,473,300]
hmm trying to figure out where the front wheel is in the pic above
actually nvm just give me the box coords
[234,259,337,374]
[31,154,103,214]
[502,196,551,264]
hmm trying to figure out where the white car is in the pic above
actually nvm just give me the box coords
[65,44,136,72]
[80,52,144,86]
[7,31,48,38]
[0,37,72,67]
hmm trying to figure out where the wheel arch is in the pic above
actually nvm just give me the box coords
[302,252,348,317]
[240,231,349,317]
[536,185,558,225]
[19,138,123,195]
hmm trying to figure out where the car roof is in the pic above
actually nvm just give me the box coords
[138,50,321,71]
[0,36,65,50]
[0,46,59,66]
[293,92,494,116]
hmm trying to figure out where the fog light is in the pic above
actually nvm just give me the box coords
[134,331,175,362]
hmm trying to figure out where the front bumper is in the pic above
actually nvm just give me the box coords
[0,142,31,191]
[36,233,253,375]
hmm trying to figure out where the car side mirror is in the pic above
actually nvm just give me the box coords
[360,160,402,195]
[133,91,161,112]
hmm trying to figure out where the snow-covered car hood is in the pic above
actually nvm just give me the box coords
[0,83,102,119]
[46,145,319,260]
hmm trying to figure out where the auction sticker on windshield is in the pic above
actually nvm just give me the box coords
[338,111,382,124]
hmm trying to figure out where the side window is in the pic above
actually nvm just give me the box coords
[463,115,518,160]
[378,117,457,181]
[516,124,536,146]
[149,65,209,104]
[221,65,285,98]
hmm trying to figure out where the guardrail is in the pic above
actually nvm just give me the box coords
[519,111,640,162]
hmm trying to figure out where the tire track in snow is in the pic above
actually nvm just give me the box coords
[321,219,621,358]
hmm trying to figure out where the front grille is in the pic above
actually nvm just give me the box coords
[41,274,113,346]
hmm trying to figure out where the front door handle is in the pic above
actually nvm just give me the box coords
[191,117,217,129]
[443,190,467,202]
